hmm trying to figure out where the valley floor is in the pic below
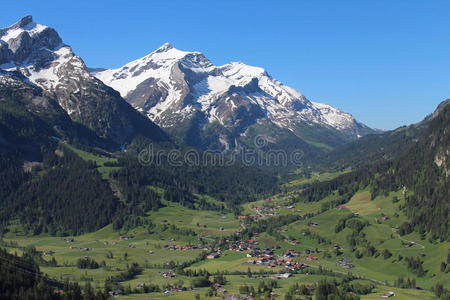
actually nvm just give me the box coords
[2,179,448,299]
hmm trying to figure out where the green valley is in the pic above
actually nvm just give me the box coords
[1,158,448,299]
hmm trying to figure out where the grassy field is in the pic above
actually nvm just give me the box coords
[283,170,350,189]
[150,202,241,237]
[2,163,448,299]
[118,276,436,300]
[3,196,446,299]
[63,143,120,178]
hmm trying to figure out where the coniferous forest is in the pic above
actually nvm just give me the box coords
[0,9,449,299]
[297,101,449,240]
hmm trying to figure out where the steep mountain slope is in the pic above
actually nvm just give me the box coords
[0,70,116,157]
[396,99,449,239]
[298,99,450,240]
[0,16,169,147]
[94,43,374,151]
[0,248,111,299]
[315,99,450,170]
[0,70,281,236]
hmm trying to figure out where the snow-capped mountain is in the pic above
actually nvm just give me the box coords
[0,16,168,146]
[95,43,374,150]
[0,16,373,153]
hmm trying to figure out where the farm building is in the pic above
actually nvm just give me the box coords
[207,252,220,259]
[381,291,395,298]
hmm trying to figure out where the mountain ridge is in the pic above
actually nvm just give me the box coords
[0,16,170,147]
[94,42,375,151]
[312,98,450,170]
[0,15,375,155]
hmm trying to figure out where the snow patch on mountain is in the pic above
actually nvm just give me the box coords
[0,21,47,42]
[311,102,357,130]
[96,43,210,97]
[0,16,88,94]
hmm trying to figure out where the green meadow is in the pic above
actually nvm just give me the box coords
[2,162,447,299]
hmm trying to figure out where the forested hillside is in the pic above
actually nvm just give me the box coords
[0,72,280,237]
[0,144,280,237]
[0,248,109,299]
[313,100,450,171]
[297,100,450,240]
[1,148,120,236]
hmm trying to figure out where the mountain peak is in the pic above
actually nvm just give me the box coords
[12,15,34,29]
[93,43,374,145]
[0,16,64,66]
[156,42,174,52]
[0,17,170,146]
[0,15,39,42]
[150,43,200,59]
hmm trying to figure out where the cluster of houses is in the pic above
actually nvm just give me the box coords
[161,271,176,278]
[212,282,227,294]
[137,282,191,296]
[285,260,309,271]
[246,201,303,219]
[162,244,208,251]
[283,249,300,258]
[246,248,275,258]
[236,202,287,222]
[238,215,261,222]
[228,240,259,251]
[68,246,91,251]
[252,205,278,217]
[336,257,354,269]
[222,293,280,300]
[245,248,308,271]
[219,294,257,300]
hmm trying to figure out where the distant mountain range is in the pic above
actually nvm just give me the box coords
[0,16,375,155]
[94,42,375,151]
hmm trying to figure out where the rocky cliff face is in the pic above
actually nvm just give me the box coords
[95,43,374,151]
[0,16,169,147]
[428,100,449,177]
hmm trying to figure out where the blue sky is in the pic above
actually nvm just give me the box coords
[2,0,450,130]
